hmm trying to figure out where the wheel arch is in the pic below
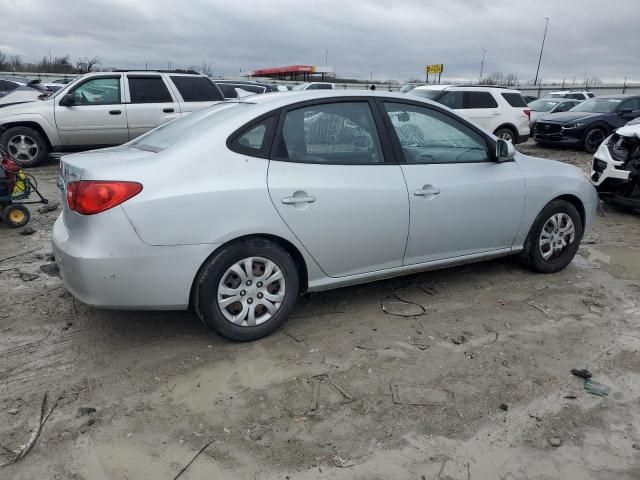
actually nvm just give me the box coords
[0,121,53,150]
[188,233,309,309]
[583,122,610,137]
[493,123,518,139]
[553,194,586,230]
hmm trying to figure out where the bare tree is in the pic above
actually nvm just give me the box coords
[76,56,101,74]
[10,54,22,71]
[0,50,8,70]
[200,62,214,77]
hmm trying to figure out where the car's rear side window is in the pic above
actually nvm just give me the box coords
[229,116,275,157]
[464,92,498,109]
[170,76,224,102]
[128,76,173,103]
[501,92,527,107]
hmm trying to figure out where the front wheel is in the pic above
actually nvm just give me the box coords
[194,238,299,341]
[583,127,606,154]
[494,128,516,143]
[520,200,583,273]
[0,126,49,168]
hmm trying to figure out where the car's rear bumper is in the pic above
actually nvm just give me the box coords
[52,209,216,309]
[517,134,529,144]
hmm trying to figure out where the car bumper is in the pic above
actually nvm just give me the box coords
[517,133,529,144]
[590,136,629,187]
[52,209,216,310]
[534,127,585,146]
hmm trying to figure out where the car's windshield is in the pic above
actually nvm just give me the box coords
[131,102,249,152]
[570,98,621,113]
[292,83,309,91]
[547,93,566,98]
[410,89,443,100]
[528,99,560,112]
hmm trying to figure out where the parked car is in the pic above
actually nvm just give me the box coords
[0,80,51,108]
[523,95,538,104]
[215,80,279,99]
[547,90,595,101]
[0,70,225,167]
[53,90,597,341]
[409,85,530,143]
[534,95,640,153]
[0,77,24,97]
[400,84,421,93]
[591,121,640,207]
[292,82,335,91]
[528,98,581,132]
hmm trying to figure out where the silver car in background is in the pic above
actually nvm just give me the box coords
[53,91,598,341]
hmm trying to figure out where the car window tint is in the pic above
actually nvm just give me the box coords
[0,80,18,92]
[568,93,584,100]
[556,102,575,112]
[170,76,224,101]
[501,93,527,107]
[278,102,384,164]
[217,83,238,98]
[231,117,274,154]
[384,102,489,164]
[71,77,120,105]
[438,91,463,109]
[128,76,172,103]
[620,98,640,111]
[464,92,498,109]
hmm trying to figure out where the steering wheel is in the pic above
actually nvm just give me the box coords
[80,92,89,105]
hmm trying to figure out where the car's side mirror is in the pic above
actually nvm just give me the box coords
[59,94,75,107]
[619,108,633,116]
[496,138,516,161]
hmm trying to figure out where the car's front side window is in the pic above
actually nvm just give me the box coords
[620,98,640,112]
[276,102,384,164]
[70,77,120,105]
[437,91,463,109]
[383,102,489,164]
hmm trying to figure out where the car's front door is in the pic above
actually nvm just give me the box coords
[124,74,180,140]
[380,100,525,265]
[54,75,129,146]
[616,97,640,126]
[267,100,409,277]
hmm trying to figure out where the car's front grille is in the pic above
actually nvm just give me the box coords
[535,122,562,135]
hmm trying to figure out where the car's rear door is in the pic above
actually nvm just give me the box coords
[378,99,525,265]
[168,75,225,114]
[123,74,180,140]
[54,75,129,146]
[267,99,409,277]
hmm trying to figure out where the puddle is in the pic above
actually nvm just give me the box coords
[588,245,640,280]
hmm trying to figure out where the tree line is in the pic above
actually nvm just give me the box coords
[0,50,101,74]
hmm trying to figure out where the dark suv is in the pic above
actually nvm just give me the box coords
[534,95,640,153]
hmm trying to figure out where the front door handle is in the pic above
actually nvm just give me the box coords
[109,110,121,115]
[163,108,174,113]
[281,195,316,205]
[414,186,441,196]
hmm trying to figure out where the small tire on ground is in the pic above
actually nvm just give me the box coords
[0,126,49,168]
[194,238,300,341]
[1,204,30,228]
[494,127,516,144]
[520,199,583,274]
[583,127,606,154]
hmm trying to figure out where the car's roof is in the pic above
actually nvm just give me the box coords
[594,94,639,100]
[413,84,521,93]
[537,97,579,102]
[548,90,593,93]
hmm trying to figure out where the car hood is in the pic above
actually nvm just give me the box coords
[538,111,605,123]
[0,87,45,107]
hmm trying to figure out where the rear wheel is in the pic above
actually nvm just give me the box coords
[494,127,516,143]
[0,126,49,168]
[583,127,606,154]
[1,204,30,228]
[520,200,583,273]
[195,238,299,341]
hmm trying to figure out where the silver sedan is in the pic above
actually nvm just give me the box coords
[53,91,598,341]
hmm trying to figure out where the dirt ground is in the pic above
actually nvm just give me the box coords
[1,141,640,480]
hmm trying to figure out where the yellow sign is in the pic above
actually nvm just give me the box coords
[425,64,444,74]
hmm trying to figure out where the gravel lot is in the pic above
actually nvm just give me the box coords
[1,141,640,479]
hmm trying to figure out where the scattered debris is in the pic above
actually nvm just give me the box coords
[437,457,449,478]
[7,408,19,415]
[381,294,426,317]
[39,263,59,277]
[499,403,509,411]
[571,368,592,379]
[390,383,448,406]
[307,380,320,414]
[248,424,269,441]
[171,439,215,480]
[632,443,640,451]
[19,227,36,236]
[529,414,542,422]
[19,272,39,282]
[412,342,430,351]
[329,378,355,401]
[584,379,610,397]
[563,395,577,400]
[528,302,550,316]
[79,418,95,434]
[452,335,468,345]
[77,407,96,417]
[417,284,437,295]
[283,330,306,343]
[38,202,59,214]
[548,436,562,448]
[464,351,477,359]
[62,322,73,331]
[483,324,499,344]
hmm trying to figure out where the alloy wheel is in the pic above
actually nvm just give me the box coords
[7,134,39,163]
[539,213,576,260]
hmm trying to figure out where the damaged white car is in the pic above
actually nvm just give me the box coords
[591,119,640,207]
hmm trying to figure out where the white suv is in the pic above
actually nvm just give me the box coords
[409,85,531,143]
[547,90,595,101]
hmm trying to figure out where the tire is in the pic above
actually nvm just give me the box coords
[0,126,49,168]
[494,128,516,143]
[1,204,30,228]
[194,238,300,341]
[520,200,583,274]
[583,127,606,154]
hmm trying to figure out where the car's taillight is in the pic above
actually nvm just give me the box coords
[524,108,531,119]
[66,180,142,215]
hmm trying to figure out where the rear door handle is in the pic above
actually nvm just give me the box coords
[281,195,316,205]
[414,186,441,196]
[163,108,174,113]
[109,110,121,115]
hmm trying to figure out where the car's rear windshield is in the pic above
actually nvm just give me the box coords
[528,99,559,111]
[501,92,527,107]
[570,98,621,113]
[130,102,250,152]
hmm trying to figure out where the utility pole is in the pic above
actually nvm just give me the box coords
[534,17,549,86]
[479,49,487,83]
[325,49,328,68]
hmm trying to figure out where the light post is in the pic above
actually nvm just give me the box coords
[479,49,487,83]
[534,17,550,86]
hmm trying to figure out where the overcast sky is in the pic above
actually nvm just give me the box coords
[0,0,638,83]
